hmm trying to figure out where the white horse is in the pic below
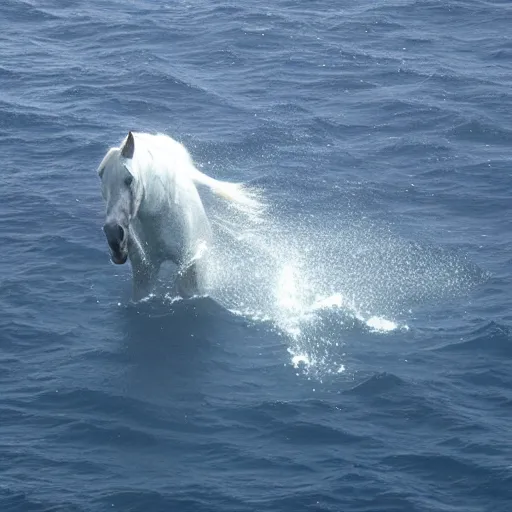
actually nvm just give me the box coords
[97,131,263,300]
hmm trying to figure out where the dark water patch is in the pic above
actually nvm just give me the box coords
[434,321,512,355]
[347,372,405,396]
[55,421,161,449]
[278,421,367,446]
[447,119,512,145]
[381,452,492,481]
[96,489,251,512]
[0,491,76,512]
[1,0,61,23]
[452,367,512,391]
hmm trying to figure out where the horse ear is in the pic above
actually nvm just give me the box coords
[121,131,135,159]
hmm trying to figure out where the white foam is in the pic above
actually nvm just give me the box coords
[128,225,148,264]
[365,316,398,332]
[198,183,480,379]
[291,353,310,368]
[275,264,303,313]
[311,293,345,310]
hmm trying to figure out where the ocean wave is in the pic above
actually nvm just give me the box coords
[434,321,512,355]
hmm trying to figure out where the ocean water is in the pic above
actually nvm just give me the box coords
[1,0,512,510]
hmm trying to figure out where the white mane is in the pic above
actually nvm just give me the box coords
[103,132,265,217]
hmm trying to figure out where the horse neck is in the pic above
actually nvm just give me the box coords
[135,152,176,219]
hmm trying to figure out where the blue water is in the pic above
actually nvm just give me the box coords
[2,0,512,510]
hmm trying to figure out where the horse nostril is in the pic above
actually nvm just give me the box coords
[104,222,126,247]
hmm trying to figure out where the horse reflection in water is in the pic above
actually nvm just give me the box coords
[97,131,264,301]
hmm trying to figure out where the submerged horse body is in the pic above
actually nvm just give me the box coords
[97,131,262,300]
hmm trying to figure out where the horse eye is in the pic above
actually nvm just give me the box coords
[124,175,133,186]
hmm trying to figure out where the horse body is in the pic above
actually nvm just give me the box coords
[97,131,262,300]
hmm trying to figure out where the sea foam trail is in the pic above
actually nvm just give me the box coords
[201,195,484,376]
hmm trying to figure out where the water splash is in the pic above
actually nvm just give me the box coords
[197,190,485,377]
[128,225,149,265]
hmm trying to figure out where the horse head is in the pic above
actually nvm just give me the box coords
[98,132,143,264]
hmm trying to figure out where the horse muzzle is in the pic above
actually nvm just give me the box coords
[103,222,128,265]
[110,250,128,265]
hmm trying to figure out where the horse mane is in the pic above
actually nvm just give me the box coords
[124,132,266,218]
